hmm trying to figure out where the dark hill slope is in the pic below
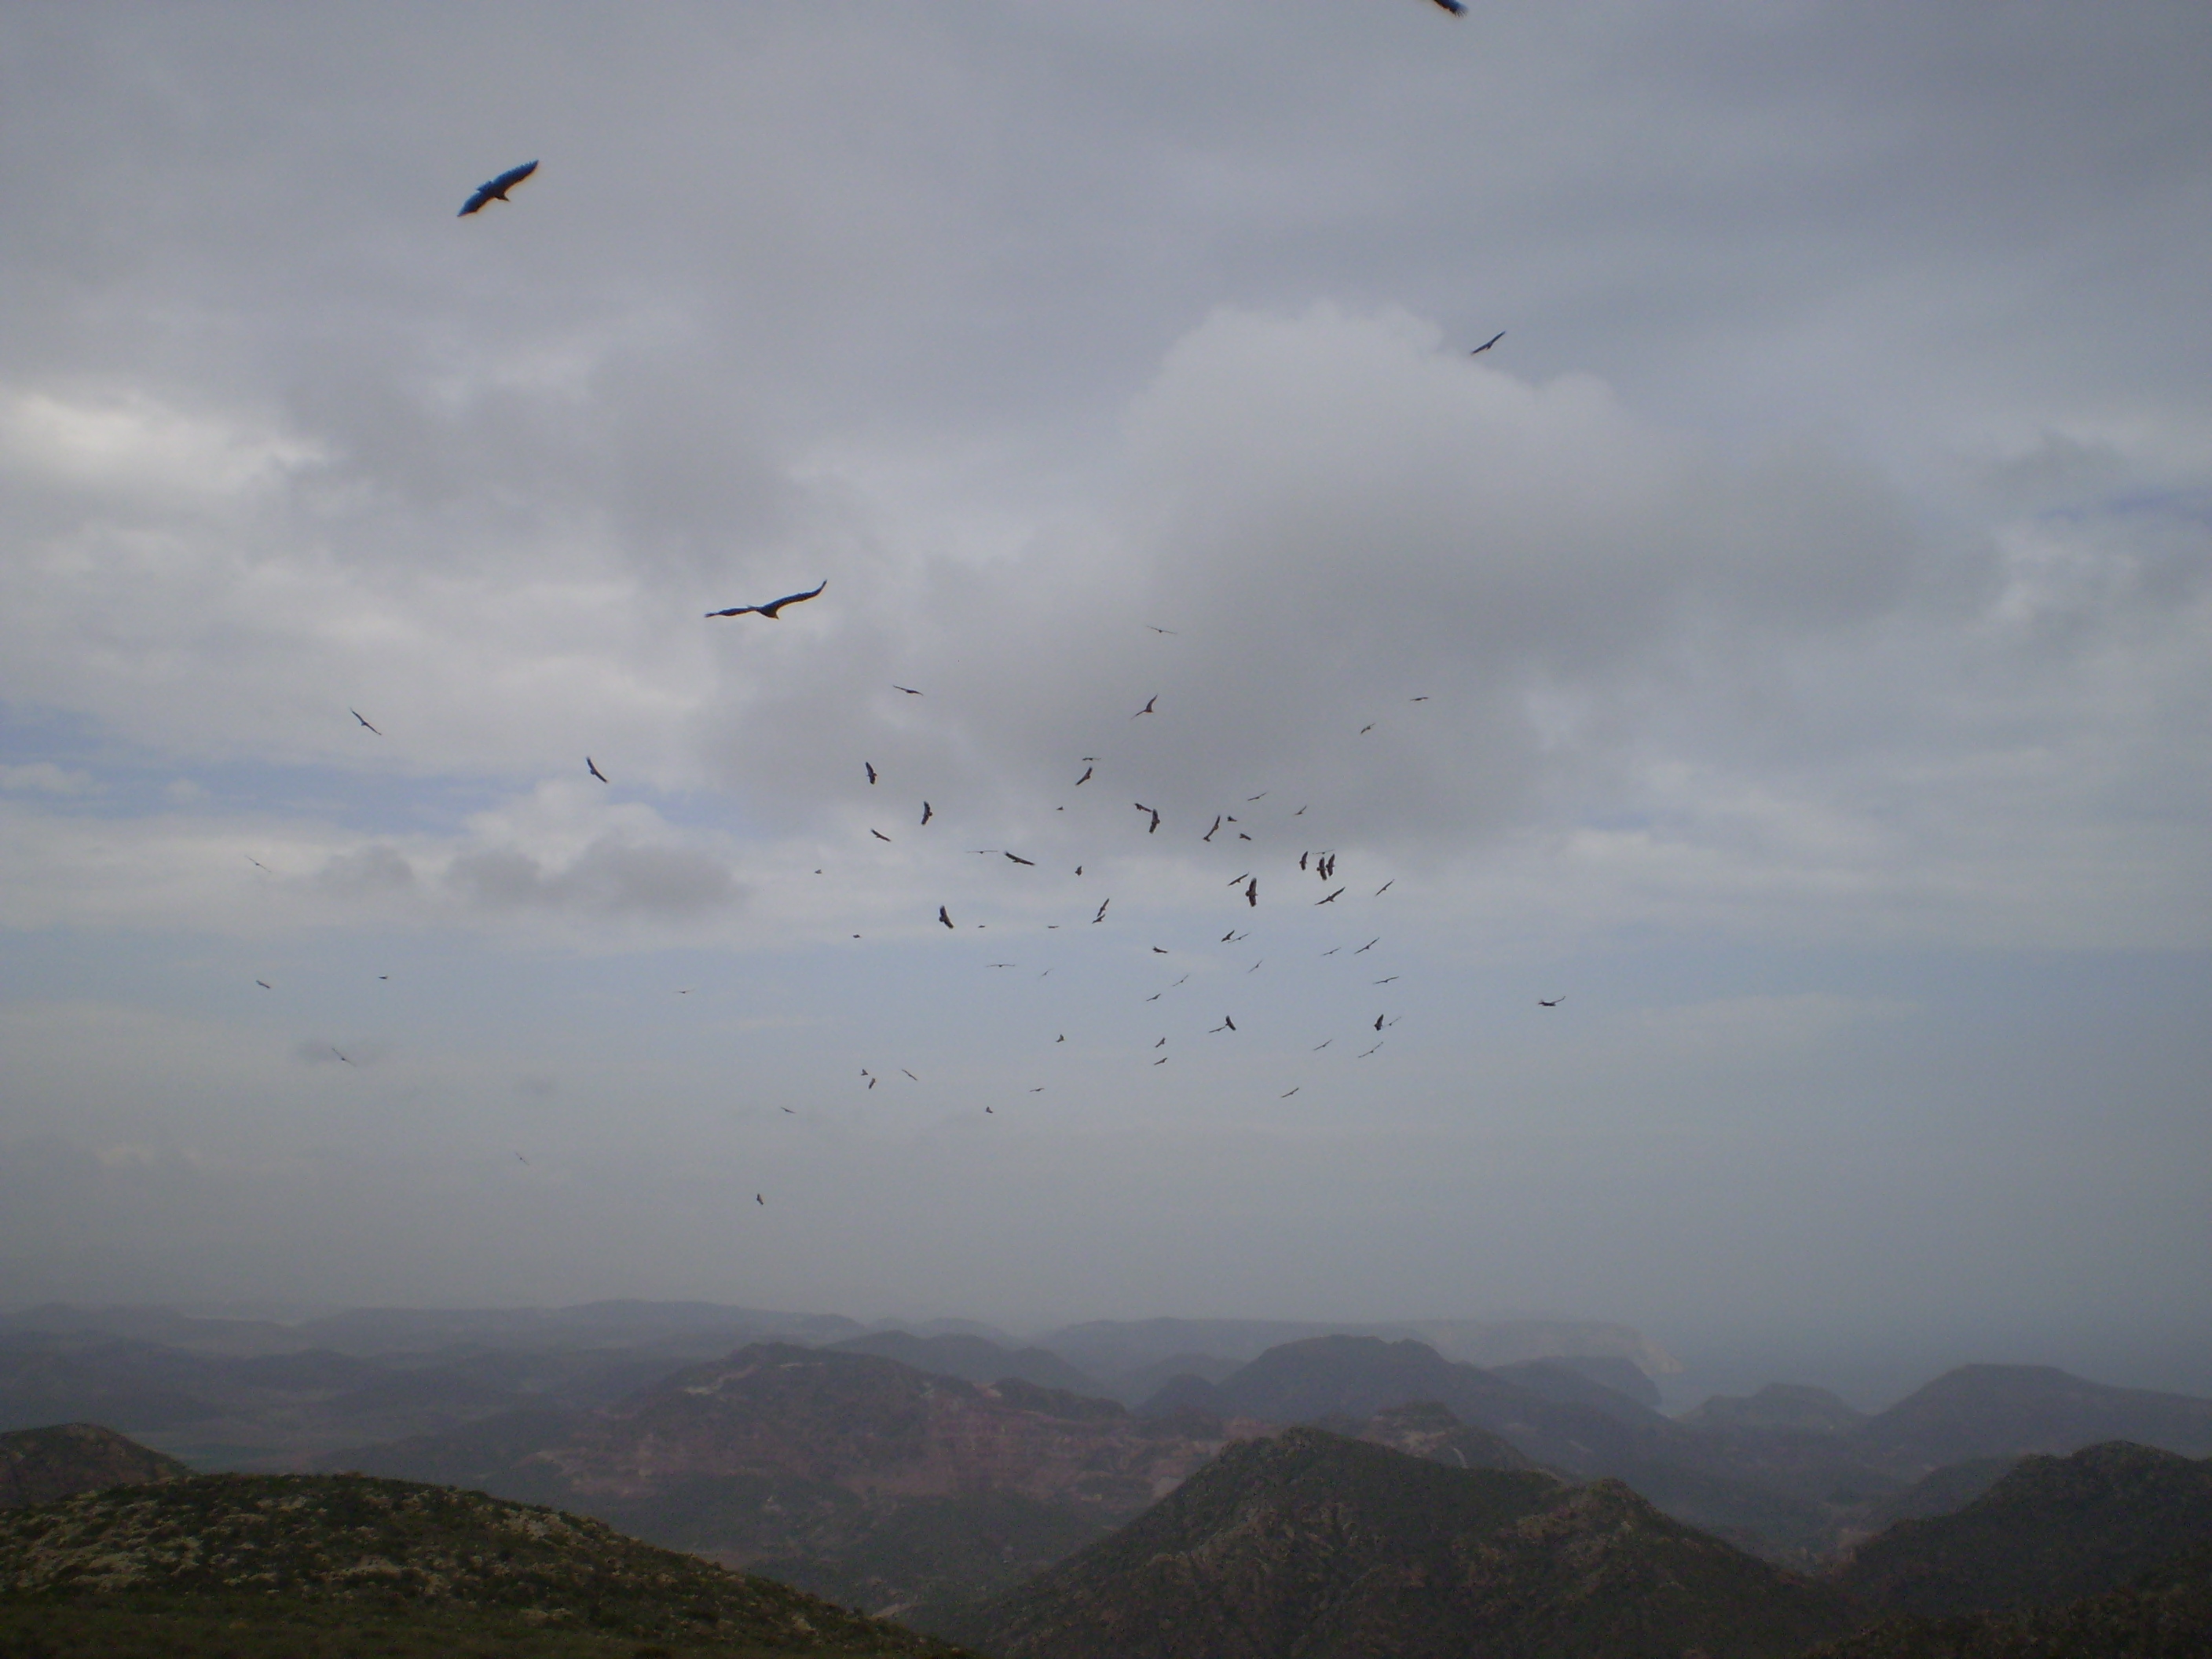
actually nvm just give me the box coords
[0,1422,188,1507]
[1837,1441,2212,1617]
[0,1472,971,1657]
[969,1427,1853,1659]
[1851,1367,2212,1476]
[1807,1539,2212,1659]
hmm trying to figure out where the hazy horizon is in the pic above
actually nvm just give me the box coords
[3,3,2207,1410]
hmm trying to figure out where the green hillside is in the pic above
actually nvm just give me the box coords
[0,1473,976,1659]
[965,1426,1853,1658]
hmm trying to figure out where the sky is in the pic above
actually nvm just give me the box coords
[2,0,2208,1404]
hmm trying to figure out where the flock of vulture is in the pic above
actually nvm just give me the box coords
[293,0,1560,1183]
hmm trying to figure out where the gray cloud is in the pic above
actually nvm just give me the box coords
[446,833,742,917]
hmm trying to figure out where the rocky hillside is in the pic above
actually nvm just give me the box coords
[0,1422,189,1508]
[1837,1441,2212,1617]
[1807,1538,2212,1658]
[0,1471,972,1657]
[965,1426,1855,1659]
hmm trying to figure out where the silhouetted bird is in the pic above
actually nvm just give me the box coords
[1203,815,1221,842]
[1430,0,1467,16]
[1538,997,1563,1007]
[893,684,923,694]
[1280,1087,1300,1098]
[1374,1014,1386,1031]
[1093,898,1110,923]
[1075,765,1093,786]
[705,579,826,618]
[870,829,891,842]
[1134,803,1161,833]
[1245,877,1258,907]
[939,906,954,928]
[756,1192,764,1205]
[1355,938,1379,954]
[1360,723,1375,734]
[1317,888,1344,904]
[921,801,933,825]
[350,709,383,735]
[1133,695,1157,718]
[1146,624,1178,635]
[865,762,877,785]
[459,160,537,215]
[255,980,271,990]
[586,757,607,782]
[1469,330,1503,353]
[1005,852,1035,866]
[1375,881,1393,895]
[1152,946,1168,954]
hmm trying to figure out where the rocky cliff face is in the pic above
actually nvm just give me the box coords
[0,1422,189,1509]
[537,1342,1240,1515]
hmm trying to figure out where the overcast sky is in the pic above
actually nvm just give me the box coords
[2,1,2208,1403]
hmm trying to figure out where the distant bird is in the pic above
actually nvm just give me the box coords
[1247,960,1262,972]
[255,980,271,990]
[1538,997,1564,1008]
[870,830,891,842]
[921,801,933,825]
[1373,976,1399,985]
[331,1048,355,1066]
[1374,1014,1386,1031]
[1317,888,1344,905]
[756,1192,764,1206]
[1409,695,1430,702]
[1155,1038,1166,1049]
[1221,929,1236,943]
[1132,696,1157,718]
[1227,873,1251,887]
[1244,877,1258,907]
[1135,803,1161,833]
[1075,765,1094,786]
[1146,624,1179,635]
[1153,1057,1168,1066]
[1005,852,1035,866]
[1359,723,1375,734]
[1057,1034,1065,1042]
[1294,805,1307,815]
[1313,1038,1333,1049]
[1355,938,1379,954]
[903,1069,918,1081]
[1299,851,1309,870]
[350,709,383,735]
[458,159,537,215]
[1375,881,1393,895]
[246,855,273,872]
[1280,1088,1300,1099]
[705,579,826,619]
[986,1105,995,1112]
[893,684,923,695]
[1152,947,1168,954]
[1093,898,1110,923]
[865,762,877,785]
[1468,330,1504,354]
[938,906,954,928]
[1203,815,1221,843]
[1357,1043,1382,1058]
[1028,1086,1044,1093]
[1430,0,1467,16]
[516,1152,529,1164]
[586,757,608,783]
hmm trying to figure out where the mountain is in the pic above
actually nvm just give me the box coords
[0,1423,189,1507]
[1686,1383,1870,1437]
[964,1426,1854,1659]
[830,1330,1103,1396]
[1807,1538,2212,1658]
[1837,1441,2212,1617]
[1353,1400,1536,1472]
[0,1471,975,1657]
[336,1342,1243,1615]
[1851,1366,2212,1477]
[293,1298,870,1355]
[1041,1316,1675,1391]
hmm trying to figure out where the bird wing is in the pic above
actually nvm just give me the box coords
[756,579,828,616]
